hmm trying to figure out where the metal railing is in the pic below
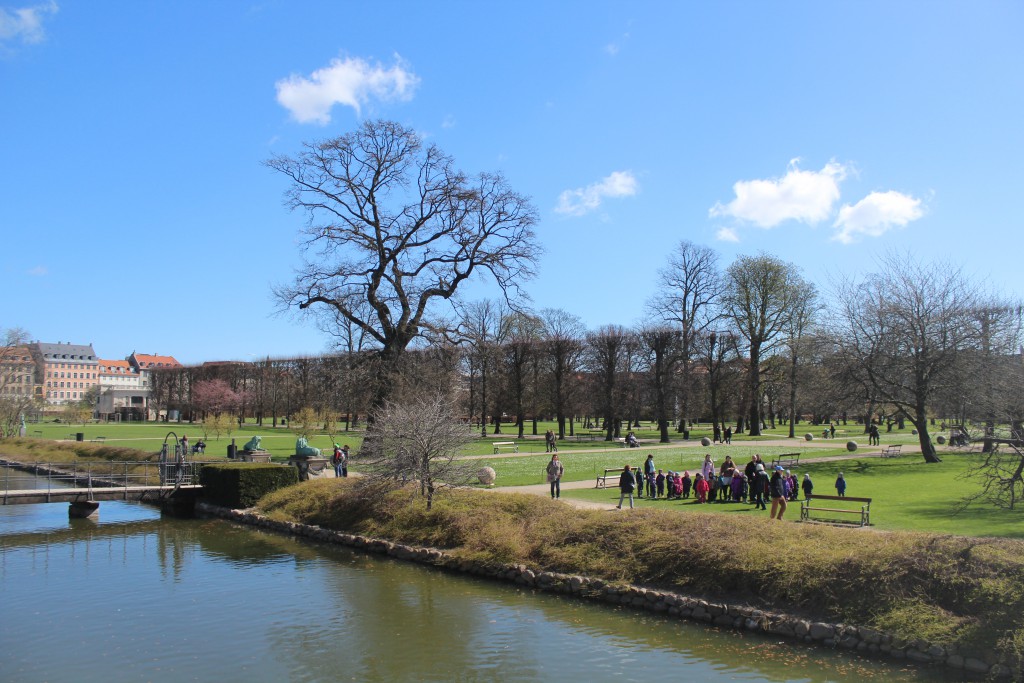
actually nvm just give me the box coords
[0,460,214,493]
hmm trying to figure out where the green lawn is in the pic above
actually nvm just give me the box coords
[12,418,1017,538]
[476,444,853,486]
[19,421,362,458]
[560,454,1024,538]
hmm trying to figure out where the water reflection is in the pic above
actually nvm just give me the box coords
[0,502,955,683]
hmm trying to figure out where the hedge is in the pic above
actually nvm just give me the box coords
[200,463,298,509]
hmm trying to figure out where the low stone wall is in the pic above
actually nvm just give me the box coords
[195,502,1008,679]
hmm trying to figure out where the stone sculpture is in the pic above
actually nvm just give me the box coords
[242,436,263,452]
[295,436,321,457]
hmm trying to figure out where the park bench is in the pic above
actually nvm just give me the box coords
[880,445,901,458]
[614,437,627,447]
[492,441,518,454]
[91,436,106,443]
[800,494,872,527]
[32,430,42,437]
[771,453,800,469]
[575,432,599,441]
[596,467,626,488]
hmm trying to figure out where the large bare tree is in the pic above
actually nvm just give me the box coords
[539,308,585,440]
[267,120,539,423]
[650,241,723,432]
[723,253,805,435]
[833,254,980,463]
[784,281,819,438]
[637,325,680,443]
[586,325,631,441]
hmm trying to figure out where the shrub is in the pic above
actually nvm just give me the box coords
[201,463,298,509]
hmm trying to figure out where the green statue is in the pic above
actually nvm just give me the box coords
[295,436,321,457]
[242,435,263,452]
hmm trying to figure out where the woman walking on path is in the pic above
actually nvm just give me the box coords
[616,465,637,509]
[546,454,564,499]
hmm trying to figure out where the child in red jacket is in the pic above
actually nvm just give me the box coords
[695,472,709,503]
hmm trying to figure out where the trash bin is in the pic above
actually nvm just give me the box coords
[76,432,84,442]
[227,444,237,459]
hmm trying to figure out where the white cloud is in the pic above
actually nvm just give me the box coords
[715,227,739,243]
[710,159,847,227]
[604,43,620,56]
[441,114,456,129]
[27,265,47,276]
[832,191,924,244]
[275,53,420,125]
[555,171,638,216]
[0,1,57,46]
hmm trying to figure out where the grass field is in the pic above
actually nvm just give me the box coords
[12,418,1010,537]
[17,416,925,454]
[559,454,1024,538]
[17,420,364,457]
[473,444,853,486]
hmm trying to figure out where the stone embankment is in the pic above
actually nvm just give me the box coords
[196,501,1009,680]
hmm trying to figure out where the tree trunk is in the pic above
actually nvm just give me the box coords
[747,345,762,436]
[914,403,941,463]
[788,350,798,439]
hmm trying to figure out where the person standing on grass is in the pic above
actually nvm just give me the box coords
[751,464,768,510]
[644,454,656,495]
[546,453,564,499]
[769,465,788,520]
[656,469,665,499]
[702,453,715,482]
[802,473,813,499]
[694,472,709,503]
[835,472,847,497]
[616,464,636,509]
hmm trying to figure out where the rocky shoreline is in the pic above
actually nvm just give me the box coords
[196,501,1010,680]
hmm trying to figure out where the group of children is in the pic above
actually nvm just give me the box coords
[625,453,849,506]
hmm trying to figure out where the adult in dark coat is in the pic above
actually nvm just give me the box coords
[616,465,636,509]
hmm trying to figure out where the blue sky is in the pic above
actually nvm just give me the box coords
[2,1,1022,364]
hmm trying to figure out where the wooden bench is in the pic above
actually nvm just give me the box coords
[575,432,599,441]
[91,436,106,443]
[596,467,625,488]
[771,453,800,469]
[492,441,518,454]
[880,445,901,458]
[800,495,872,527]
[614,437,627,447]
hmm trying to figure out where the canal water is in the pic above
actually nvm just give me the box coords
[0,499,954,682]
